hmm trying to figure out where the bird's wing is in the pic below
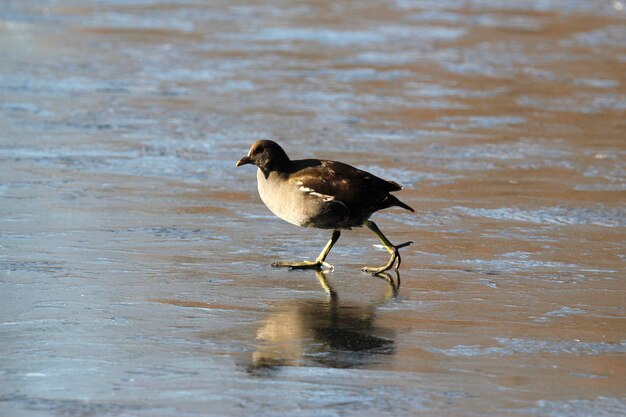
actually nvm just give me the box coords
[287,159,401,213]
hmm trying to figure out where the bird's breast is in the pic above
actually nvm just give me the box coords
[256,169,348,228]
[257,169,305,226]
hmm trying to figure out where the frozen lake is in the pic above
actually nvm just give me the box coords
[1,1,625,416]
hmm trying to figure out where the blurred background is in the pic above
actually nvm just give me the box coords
[1,1,625,416]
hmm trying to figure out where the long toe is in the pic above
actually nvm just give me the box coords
[361,264,393,274]
[394,251,402,269]
[272,260,333,270]
[361,250,398,275]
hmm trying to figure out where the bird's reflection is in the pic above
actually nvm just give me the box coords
[245,271,400,375]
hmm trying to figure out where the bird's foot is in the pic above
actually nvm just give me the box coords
[361,241,413,275]
[271,260,334,271]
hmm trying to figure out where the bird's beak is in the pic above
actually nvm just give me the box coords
[236,155,252,167]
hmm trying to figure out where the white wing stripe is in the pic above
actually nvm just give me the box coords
[298,185,335,201]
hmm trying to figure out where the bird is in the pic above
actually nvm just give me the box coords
[236,140,414,274]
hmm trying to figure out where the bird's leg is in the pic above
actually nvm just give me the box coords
[272,230,341,270]
[361,220,413,275]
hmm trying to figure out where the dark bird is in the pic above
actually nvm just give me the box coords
[236,140,414,274]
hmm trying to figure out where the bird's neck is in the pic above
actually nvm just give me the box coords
[259,158,290,178]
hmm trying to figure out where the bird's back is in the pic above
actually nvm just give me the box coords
[284,159,413,222]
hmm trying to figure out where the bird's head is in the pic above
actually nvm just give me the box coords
[236,140,290,174]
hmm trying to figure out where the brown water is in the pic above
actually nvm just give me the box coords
[1,1,625,416]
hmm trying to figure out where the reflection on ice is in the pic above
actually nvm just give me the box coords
[244,272,398,374]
